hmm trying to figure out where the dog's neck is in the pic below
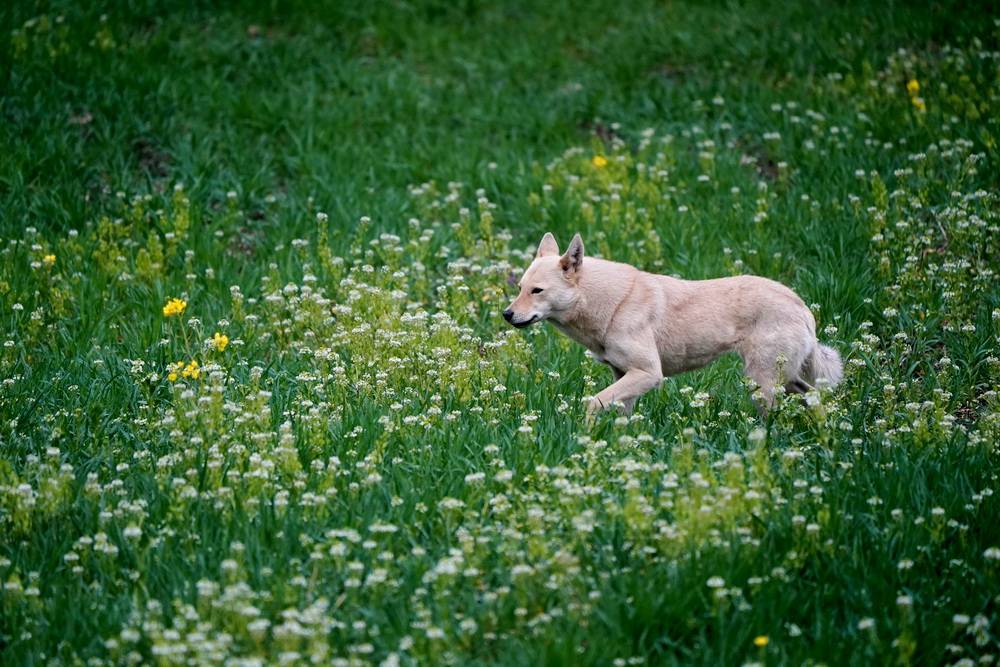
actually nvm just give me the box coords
[550,261,639,347]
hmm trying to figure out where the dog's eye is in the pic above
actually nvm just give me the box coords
[531,287,544,294]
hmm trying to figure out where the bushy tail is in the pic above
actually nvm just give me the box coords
[804,343,843,389]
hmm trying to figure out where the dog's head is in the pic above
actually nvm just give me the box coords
[503,232,584,328]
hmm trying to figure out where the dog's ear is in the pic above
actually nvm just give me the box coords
[536,232,559,259]
[559,233,584,276]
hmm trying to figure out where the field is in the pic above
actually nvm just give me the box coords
[2,1,1000,664]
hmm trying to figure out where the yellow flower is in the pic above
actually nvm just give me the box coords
[911,96,926,112]
[906,79,920,95]
[754,635,769,648]
[167,361,184,382]
[212,332,229,352]
[42,254,56,266]
[163,298,187,317]
[182,360,200,380]
[592,155,608,168]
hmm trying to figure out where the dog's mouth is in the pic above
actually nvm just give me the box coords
[511,315,539,328]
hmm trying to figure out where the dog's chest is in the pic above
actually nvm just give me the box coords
[550,321,606,360]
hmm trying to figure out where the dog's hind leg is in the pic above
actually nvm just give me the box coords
[741,346,779,413]
[746,369,778,414]
[741,334,811,414]
[784,378,812,394]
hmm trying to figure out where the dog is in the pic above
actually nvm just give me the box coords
[503,232,843,415]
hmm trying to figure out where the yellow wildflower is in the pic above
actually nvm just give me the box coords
[592,155,608,168]
[182,360,200,380]
[212,332,229,352]
[167,361,184,382]
[42,254,56,266]
[754,635,769,648]
[906,79,919,95]
[911,96,926,112]
[163,297,187,317]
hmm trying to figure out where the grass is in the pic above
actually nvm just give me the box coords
[1,0,999,664]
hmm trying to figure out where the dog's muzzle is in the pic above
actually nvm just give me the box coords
[503,309,538,328]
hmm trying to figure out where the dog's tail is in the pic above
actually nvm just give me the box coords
[803,343,843,389]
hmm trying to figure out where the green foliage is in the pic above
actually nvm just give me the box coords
[1,1,999,665]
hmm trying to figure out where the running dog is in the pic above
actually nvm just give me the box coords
[503,232,842,414]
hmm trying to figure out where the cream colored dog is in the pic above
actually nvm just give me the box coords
[503,232,842,414]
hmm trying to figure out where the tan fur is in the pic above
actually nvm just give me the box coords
[503,232,843,415]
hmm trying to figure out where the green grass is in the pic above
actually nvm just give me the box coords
[1,1,999,664]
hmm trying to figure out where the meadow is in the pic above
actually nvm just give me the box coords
[1,1,999,664]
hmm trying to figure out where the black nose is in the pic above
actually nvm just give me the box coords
[503,309,514,322]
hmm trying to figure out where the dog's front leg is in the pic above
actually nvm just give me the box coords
[587,366,662,416]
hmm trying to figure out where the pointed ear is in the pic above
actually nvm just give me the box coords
[536,232,559,259]
[559,233,584,275]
